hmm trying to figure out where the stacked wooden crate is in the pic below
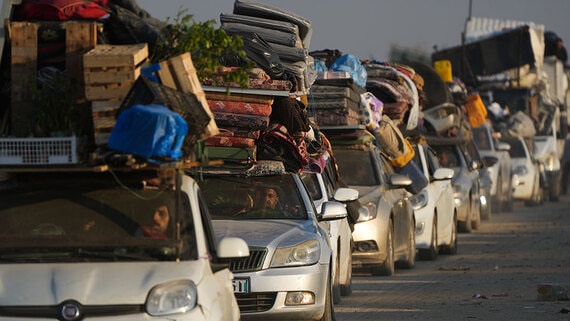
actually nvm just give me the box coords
[83,43,148,145]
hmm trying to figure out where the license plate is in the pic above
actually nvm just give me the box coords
[232,278,250,293]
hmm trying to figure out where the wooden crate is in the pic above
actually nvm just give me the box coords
[157,53,219,139]
[83,44,148,101]
[91,100,122,146]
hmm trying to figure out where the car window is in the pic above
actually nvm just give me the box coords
[0,171,193,261]
[425,146,440,175]
[472,127,492,151]
[200,175,307,220]
[502,139,527,158]
[334,149,380,186]
[432,145,461,168]
[461,144,474,165]
[301,173,323,201]
[321,169,336,199]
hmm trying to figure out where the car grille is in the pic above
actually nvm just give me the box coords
[229,247,267,272]
[235,292,277,313]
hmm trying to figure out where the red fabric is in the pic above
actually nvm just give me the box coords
[207,100,272,117]
[14,0,109,21]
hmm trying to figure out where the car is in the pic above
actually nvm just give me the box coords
[472,124,513,212]
[428,138,481,233]
[534,122,562,201]
[410,142,457,260]
[199,171,345,321]
[0,169,248,321]
[501,136,543,205]
[464,138,494,220]
[301,154,357,303]
[333,143,416,276]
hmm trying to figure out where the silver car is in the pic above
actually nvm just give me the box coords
[333,143,416,276]
[199,173,346,321]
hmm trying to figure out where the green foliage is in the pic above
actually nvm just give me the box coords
[151,9,252,88]
[30,76,79,137]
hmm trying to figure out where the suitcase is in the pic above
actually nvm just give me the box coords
[310,85,361,102]
[383,101,409,122]
[213,112,270,130]
[311,98,360,111]
[218,127,261,139]
[315,108,359,126]
[205,136,255,148]
[207,100,272,116]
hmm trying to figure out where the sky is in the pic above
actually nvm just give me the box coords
[136,0,570,62]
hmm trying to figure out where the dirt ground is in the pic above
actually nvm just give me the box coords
[335,195,570,321]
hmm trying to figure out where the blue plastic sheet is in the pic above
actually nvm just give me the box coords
[313,59,328,72]
[109,104,188,159]
[330,54,367,87]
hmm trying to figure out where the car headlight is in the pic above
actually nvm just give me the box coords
[513,165,528,176]
[146,280,197,316]
[357,202,377,222]
[545,154,555,171]
[270,240,320,267]
[410,190,429,210]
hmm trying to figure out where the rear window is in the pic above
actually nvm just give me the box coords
[431,145,461,168]
[334,149,380,186]
[502,139,527,158]
[472,127,493,151]
[199,175,307,220]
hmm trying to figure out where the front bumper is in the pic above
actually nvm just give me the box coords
[414,207,433,249]
[513,174,533,200]
[351,218,387,266]
[236,263,329,321]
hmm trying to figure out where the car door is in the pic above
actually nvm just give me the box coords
[377,151,411,255]
[424,146,454,238]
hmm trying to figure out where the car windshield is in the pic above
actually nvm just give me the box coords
[502,139,527,158]
[199,174,307,220]
[431,145,461,170]
[334,149,380,186]
[0,171,196,263]
[472,127,493,151]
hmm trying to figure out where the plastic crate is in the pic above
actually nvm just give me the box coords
[0,137,78,165]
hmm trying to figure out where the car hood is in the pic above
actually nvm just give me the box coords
[213,219,320,249]
[0,261,206,306]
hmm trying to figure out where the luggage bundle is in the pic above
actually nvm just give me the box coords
[220,0,315,94]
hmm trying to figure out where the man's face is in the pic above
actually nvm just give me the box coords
[263,188,279,209]
[153,205,169,233]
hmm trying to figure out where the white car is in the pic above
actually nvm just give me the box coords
[502,137,542,205]
[301,154,358,303]
[199,172,346,321]
[410,143,457,259]
[0,169,248,321]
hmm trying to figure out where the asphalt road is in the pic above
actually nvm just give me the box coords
[335,196,570,321]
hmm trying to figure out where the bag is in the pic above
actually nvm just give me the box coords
[394,158,428,194]
[465,94,487,128]
[109,104,187,159]
[330,54,368,88]
[14,0,109,21]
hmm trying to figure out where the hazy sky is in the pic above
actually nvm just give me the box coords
[136,0,570,61]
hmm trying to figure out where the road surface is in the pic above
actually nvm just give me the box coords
[336,196,570,321]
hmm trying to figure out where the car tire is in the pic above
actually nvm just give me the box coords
[550,179,561,202]
[492,174,503,214]
[502,177,514,212]
[319,267,335,321]
[332,253,341,304]
[440,213,458,255]
[471,200,481,230]
[526,175,541,206]
[340,244,353,296]
[419,216,438,260]
[371,219,394,276]
[397,219,416,269]
[457,197,473,233]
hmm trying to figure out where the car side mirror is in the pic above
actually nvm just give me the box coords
[216,237,250,259]
[319,201,348,221]
[482,155,499,167]
[334,188,359,202]
[496,142,511,152]
[388,173,412,188]
[469,160,479,170]
[433,168,454,180]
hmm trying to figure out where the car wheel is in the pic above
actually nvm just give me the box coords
[419,216,438,260]
[550,179,560,202]
[340,242,353,296]
[471,199,481,230]
[492,174,503,214]
[371,219,394,276]
[319,268,334,321]
[525,175,541,206]
[440,213,458,254]
[502,177,514,212]
[332,252,341,304]
[397,219,416,269]
[457,196,473,233]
